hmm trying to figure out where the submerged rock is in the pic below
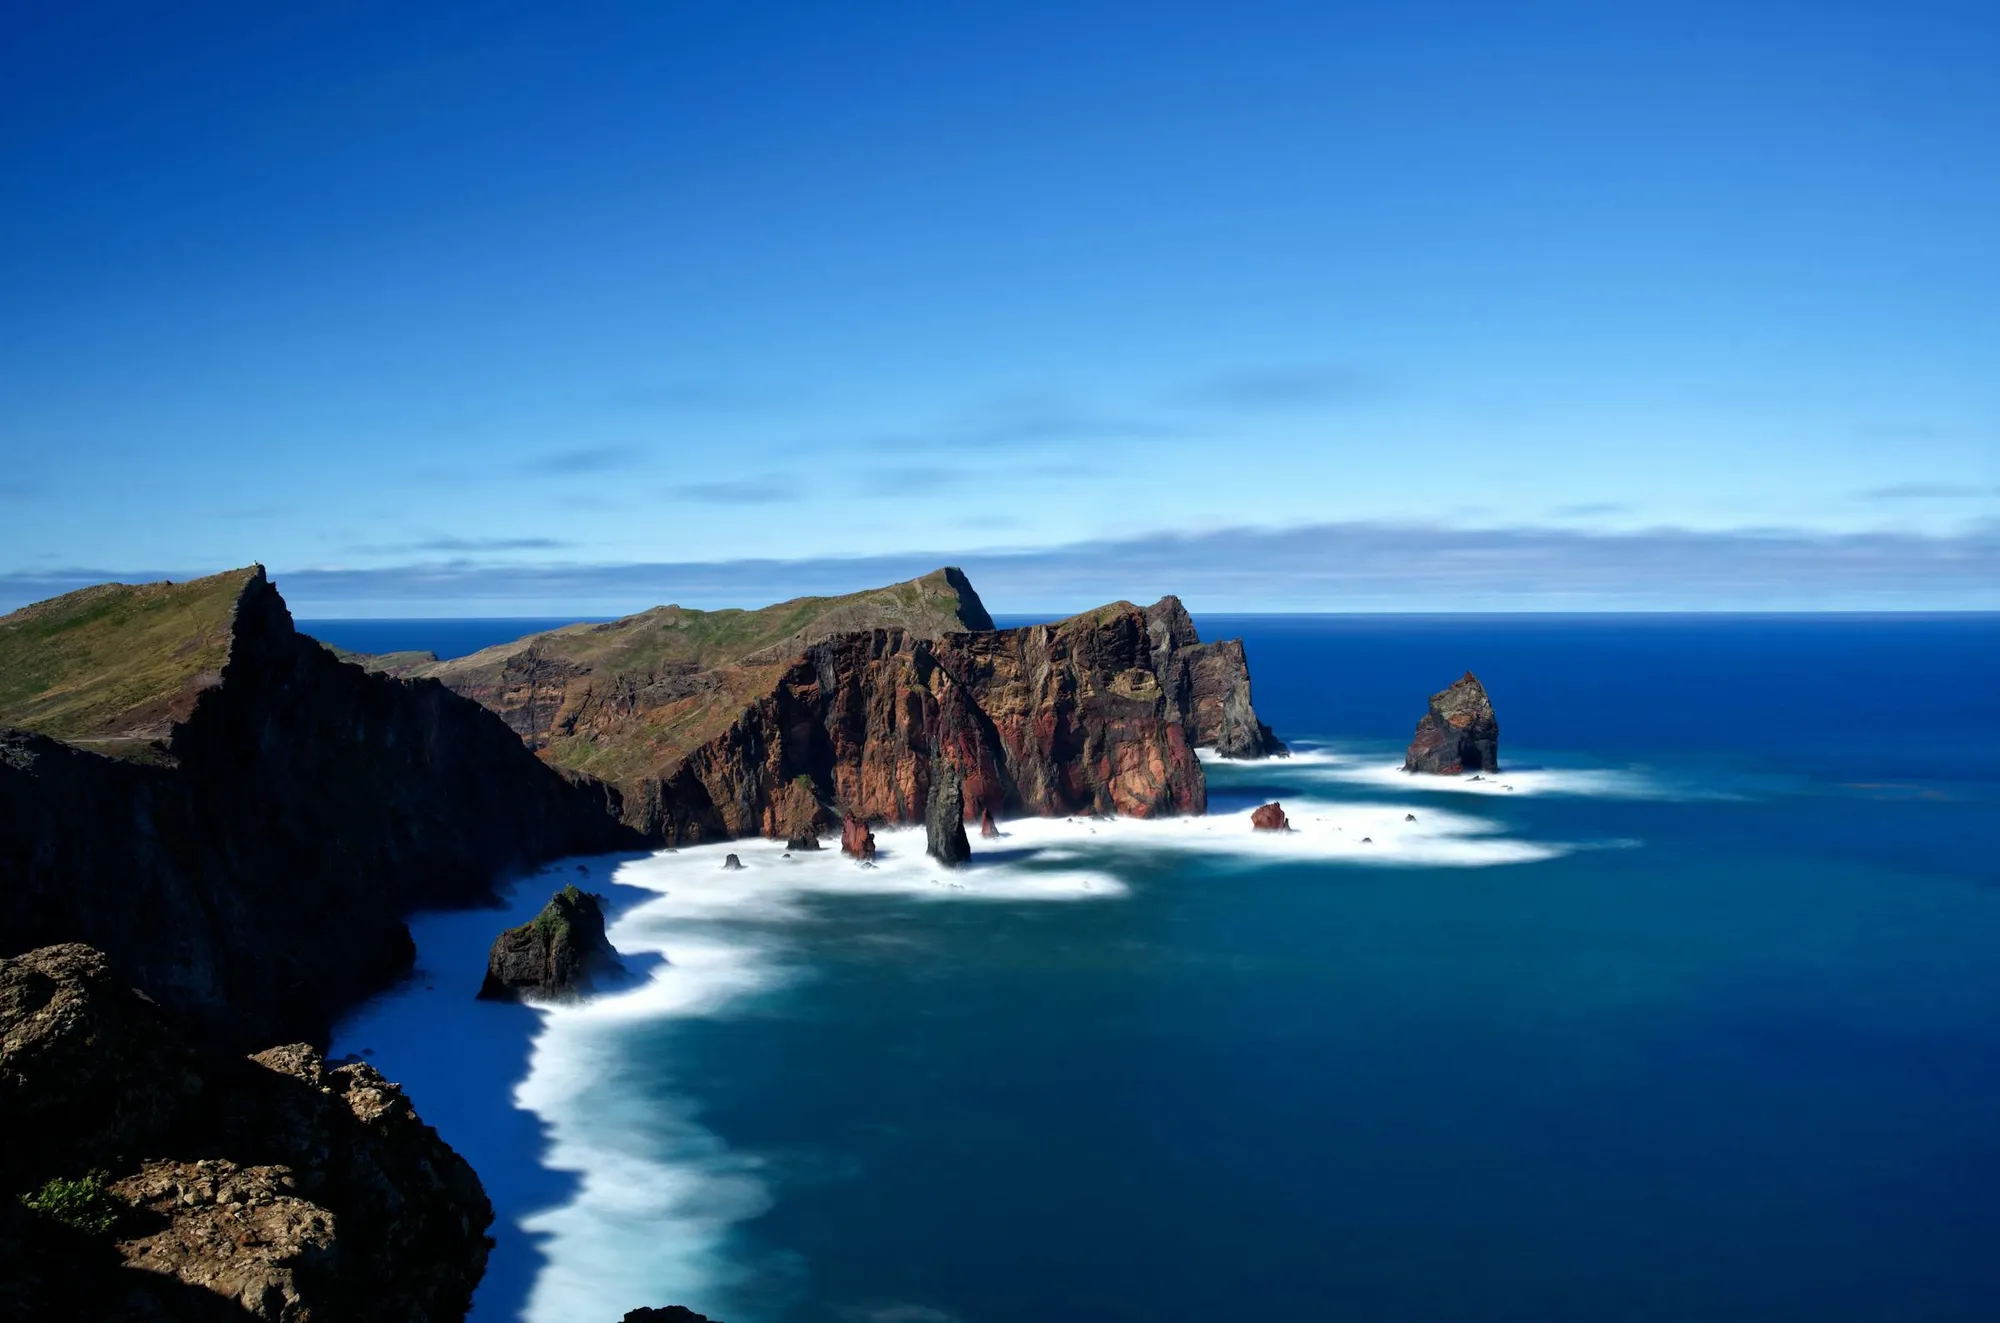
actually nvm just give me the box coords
[926,760,971,867]
[1251,802,1290,831]
[621,1309,721,1322]
[979,803,1000,839]
[477,885,620,1002]
[722,853,743,871]
[1404,671,1500,775]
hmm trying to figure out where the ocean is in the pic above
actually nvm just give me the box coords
[314,614,2000,1323]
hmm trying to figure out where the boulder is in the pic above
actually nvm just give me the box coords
[1250,802,1290,831]
[722,853,743,871]
[477,885,621,1002]
[1404,671,1500,775]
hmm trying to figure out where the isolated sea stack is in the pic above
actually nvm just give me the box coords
[478,885,621,1001]
[1404,671,1500,775]
[840,813,877,861]
[926,761,971,867]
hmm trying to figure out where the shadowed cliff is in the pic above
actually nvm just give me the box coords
[0,566,634,1049]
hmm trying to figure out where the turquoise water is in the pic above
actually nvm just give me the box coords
[332,615,2000,1323]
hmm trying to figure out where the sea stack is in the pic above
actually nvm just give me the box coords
[478,885,621,1001]
[926,761,971,867]
[840,813,877,861]
[1404,671,1500,775]
[1251,802,1290,831]
[979,803,1000,839]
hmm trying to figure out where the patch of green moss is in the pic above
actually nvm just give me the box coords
[19,1169,120,1236]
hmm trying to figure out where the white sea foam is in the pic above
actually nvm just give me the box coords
[514,797,1569,1319]
[1204,744,1726,801]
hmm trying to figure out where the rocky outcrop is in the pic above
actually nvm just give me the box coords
[840,814,876,861]
[1145,597,1286,759]
[477,886,620,1002]
[0,568,634,1050]
[621,1309,720,1322]
[1404,671,1500,775]
[420,574,1281,847]
[1251,802,1290,831]
[926,759,971,867]
[979,804,1000,838]
[0,944,491,1322]
[603,598,1243,847]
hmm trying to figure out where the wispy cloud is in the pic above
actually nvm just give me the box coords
[517,445,648,476]
[346,535,577,555]
[679,477,798,505]
[1181,361,1388,411]
[1547,501,1633,518]
[21,521,1993,616]
[1855,483,1998,502]
[860,394,1178,455]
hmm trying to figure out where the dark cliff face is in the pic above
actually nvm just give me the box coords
[608,597,1232,845]
[415,576,1280,846]
[478,885,621,1002]
[0,944,492,1323]
[0,569,632,1048]
[925,758,971,866]
[1404,671,1500,774]
[1145,597,1287,759]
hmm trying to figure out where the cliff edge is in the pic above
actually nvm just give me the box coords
[0,567,633,1048]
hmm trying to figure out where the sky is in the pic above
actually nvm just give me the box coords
[2,0,1996,615]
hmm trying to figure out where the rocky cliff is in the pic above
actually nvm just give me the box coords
[478,885,622,1001]
[0,944,492,1322]
[1404,671,1500,775]
[408,579,1281,847]
[0,567,633,1049]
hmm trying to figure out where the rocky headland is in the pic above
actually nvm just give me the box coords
[477,885,622,1002]
[0,566,632,1050]
[391,575,1283,849]
[1404,671,1500,775]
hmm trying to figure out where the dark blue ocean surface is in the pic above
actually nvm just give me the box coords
[333,614,2000,1323]
[298,618,608,660]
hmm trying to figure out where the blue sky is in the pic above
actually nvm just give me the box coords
[2,1,1995,614]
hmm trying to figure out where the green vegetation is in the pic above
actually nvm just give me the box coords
[19,1170,120,1235]
[528,884,587,943]
[412,567,994,785]
[0,567,260,748]
[320,642,438,675]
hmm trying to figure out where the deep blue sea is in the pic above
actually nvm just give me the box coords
[324,614,2000,1323]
